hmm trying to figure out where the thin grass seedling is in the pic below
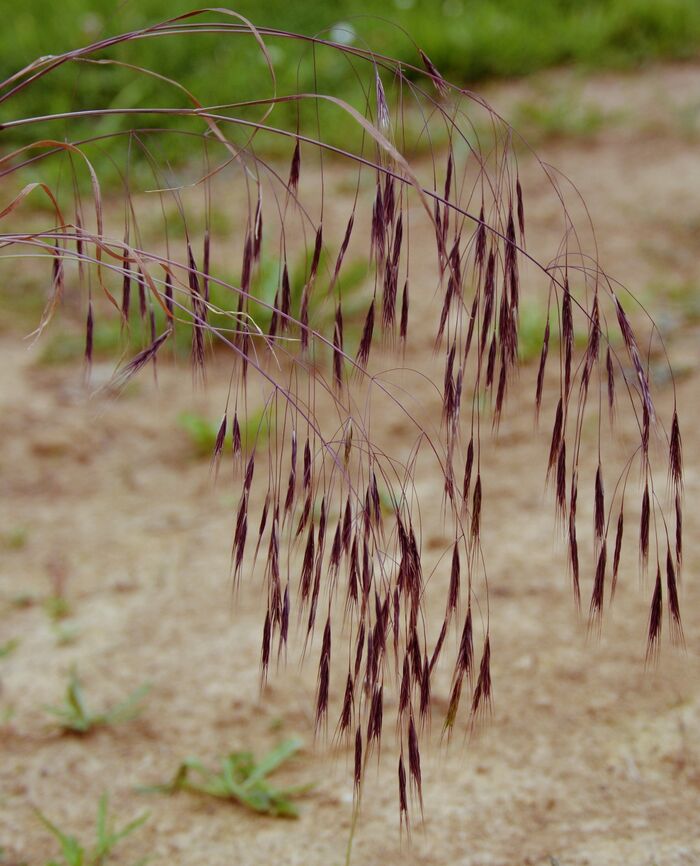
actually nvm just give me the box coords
[44,669,149,734]
[140,738,311,817]
[35,793,148,866]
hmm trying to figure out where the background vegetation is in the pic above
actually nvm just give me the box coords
[4,0,700,162]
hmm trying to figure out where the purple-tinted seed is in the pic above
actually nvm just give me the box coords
[457,604,473,678]
[164,271,174,321]
[475,205,487,271]
[354,727,363,789]
[670,411,683,492]
[261,610,271,674]
[231,413,241,457]
[590,541,607,621]
[448,545,460,614]
[399,279,409,342]
[356,299,375,367]
[611,510,624,598]
[666,547,683,644]
[569,516,580,607]
[516,177,525,239]
[594,464,605,542]
[398,754,408,828]
[606,347,615,419]
[280,263,291,327]
[548,398,564,476]
[300,525,315,603]
[138,271,147,321]
[342,498,352,554]
[535,319,550,416]
[562,279,573,397]
[429,618,448,674]
[315,617,332,729]
[310,225,323,282]
[367,683,384,745]
[116,330,170,385]
[462,438,474,504]
[353,620,365,681]
[613,294,655,423]
[485,337,496,388]
[339,671,354,735]
[333,304,344,389]
[646,567,663,663]
[303,439,312,491]
[407,715,423,811]
[640,483,650,564]
[675,492,683,569]
[280,583,289,649]
[471,475,482,539]
[212,414,227,465]
[284,430,297,515]
[399,654,411,717]
[444,672,463,732]
[85,302,93,367]
[471,636,491,717]
[330,214,354,294]
[288,139,301,194]
[419,655,430,721]
[480,251,496,354]
[121,262,131,322]
[419,48,448,97]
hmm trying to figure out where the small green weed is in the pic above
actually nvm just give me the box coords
[10,593,34,609]
[45,669,149,735]
[44,596,71,622]
[1,527,28,550]
[178,406,274,459]
[513,91,613,143]
[0,705,16,727]
[141,738,311,818]
[35,793,148,866]
[45,560,71,622]
[0,638,20,659]
[52,622,80,647]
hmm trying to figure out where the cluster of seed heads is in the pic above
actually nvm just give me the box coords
[0,10,683,827]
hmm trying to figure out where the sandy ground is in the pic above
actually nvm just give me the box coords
[1,64,700,866]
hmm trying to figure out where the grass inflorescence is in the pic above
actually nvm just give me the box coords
[0,6,684,830]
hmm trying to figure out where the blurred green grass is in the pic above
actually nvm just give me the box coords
[3,0,700,167]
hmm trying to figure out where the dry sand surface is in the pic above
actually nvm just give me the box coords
[1,64,700,866]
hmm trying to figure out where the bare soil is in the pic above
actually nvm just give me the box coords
[1,64,700,866]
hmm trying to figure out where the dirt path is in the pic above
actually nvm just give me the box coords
[1,63,700,866]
